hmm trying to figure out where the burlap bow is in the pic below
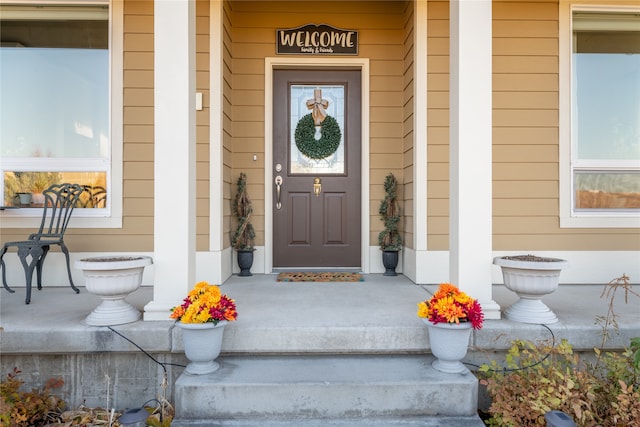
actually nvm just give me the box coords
[306,88,329,126]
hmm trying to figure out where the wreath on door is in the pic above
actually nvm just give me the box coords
[294,113,342,160]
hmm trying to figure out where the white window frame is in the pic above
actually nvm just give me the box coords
[0,0,123,229]
[559,1,640,228]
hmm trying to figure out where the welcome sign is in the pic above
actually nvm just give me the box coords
[277,24,358,55]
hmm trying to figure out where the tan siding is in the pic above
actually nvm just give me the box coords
[56,0,157,252]
[13,0,630,260]
[123,70,153,88]
[494,109,558,127]
[494,181,558,199]
[494,20,558,38]
[124,88,153,106]
[64,235,154,253]
[223,0,234,248]
[493,127,557,145]
[123,52,154,70]
[494,56,558,73]
[493,38,558,56]
[426,2,450,249]
[58,0,210,252]
[124,143,153,161]
[123,33,153,52]
[494,199,557,217]
[124,107,153,125]
[494,74,558,92]
[123,125,153,143]
[424,0,637,252]
[228,1,407,251]
[493,1,562,251]
[494,91,558,109]
[493,234,640,251]
[125,180,153,199]
[494,163,559,181]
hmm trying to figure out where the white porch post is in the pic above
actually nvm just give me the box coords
[208,0,227,283]
[449,0,500,319]
[144,0,196,320]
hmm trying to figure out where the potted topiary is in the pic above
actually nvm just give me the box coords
[378,172,402,276]
[231,172,256,276]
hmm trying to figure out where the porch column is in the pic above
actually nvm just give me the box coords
[144,0,197,320]
[449,0,500,319]
[208,0,226,283]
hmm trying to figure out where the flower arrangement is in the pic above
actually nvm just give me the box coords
[170,281,237,324]
[417,283,484,329]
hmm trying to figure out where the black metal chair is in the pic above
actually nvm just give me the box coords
[0,183,83,304]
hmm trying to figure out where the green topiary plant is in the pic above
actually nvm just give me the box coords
[378,172,402,251]
[231,172,255,251]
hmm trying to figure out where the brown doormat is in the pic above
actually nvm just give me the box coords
[277,272,364,282]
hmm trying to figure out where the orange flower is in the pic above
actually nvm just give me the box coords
[432,283,460,299]
[170,282,237,325]
[169,306,185,319]
[416,283,484,329]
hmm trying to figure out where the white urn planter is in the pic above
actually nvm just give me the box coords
[424,320,473,374]
[493,255,568,324]
[177,321,227,375]
[75,256,153,326]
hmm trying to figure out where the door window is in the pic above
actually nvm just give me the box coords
[289,85,346,175]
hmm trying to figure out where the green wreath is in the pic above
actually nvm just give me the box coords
[294,114,342,160]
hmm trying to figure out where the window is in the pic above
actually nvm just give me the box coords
[0,2,122,227]
[560,5,640,228]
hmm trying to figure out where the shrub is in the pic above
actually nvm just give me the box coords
[479,339,596,426]
[480,274,640,426]
[0,368,66,426]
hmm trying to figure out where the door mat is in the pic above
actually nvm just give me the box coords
[277,272,364,282]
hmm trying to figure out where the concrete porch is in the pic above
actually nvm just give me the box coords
[1,274,638,425]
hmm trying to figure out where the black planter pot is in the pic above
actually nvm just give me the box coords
[382,250,399,276]
[237,250,254,277]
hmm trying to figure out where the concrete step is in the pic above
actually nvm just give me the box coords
[173,355,479,423]
[171,416,486,426]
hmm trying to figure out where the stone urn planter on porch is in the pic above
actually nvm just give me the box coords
[493,255,568,324]
[170,281,238,375]
[417,283,484,374]
[424,320,473,374]
[176,320,228,375]
[75,256,153,326]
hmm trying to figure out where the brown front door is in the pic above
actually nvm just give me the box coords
[273,69,361,268]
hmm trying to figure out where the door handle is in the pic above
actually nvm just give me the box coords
[313,177,321,196]
[275,175,283,210]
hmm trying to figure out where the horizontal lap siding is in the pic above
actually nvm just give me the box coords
[402,1,414,250]
[62,0,210,252]
[223,1,233,246]
[493,0,639,250]
[426,0,449,250]
[196,0,211,251]
[228,1,407,250]
[425,0,637,252]
[63,0,156,252]
[493,1,562,250]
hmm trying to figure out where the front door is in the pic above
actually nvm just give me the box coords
[273,69,361,268]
